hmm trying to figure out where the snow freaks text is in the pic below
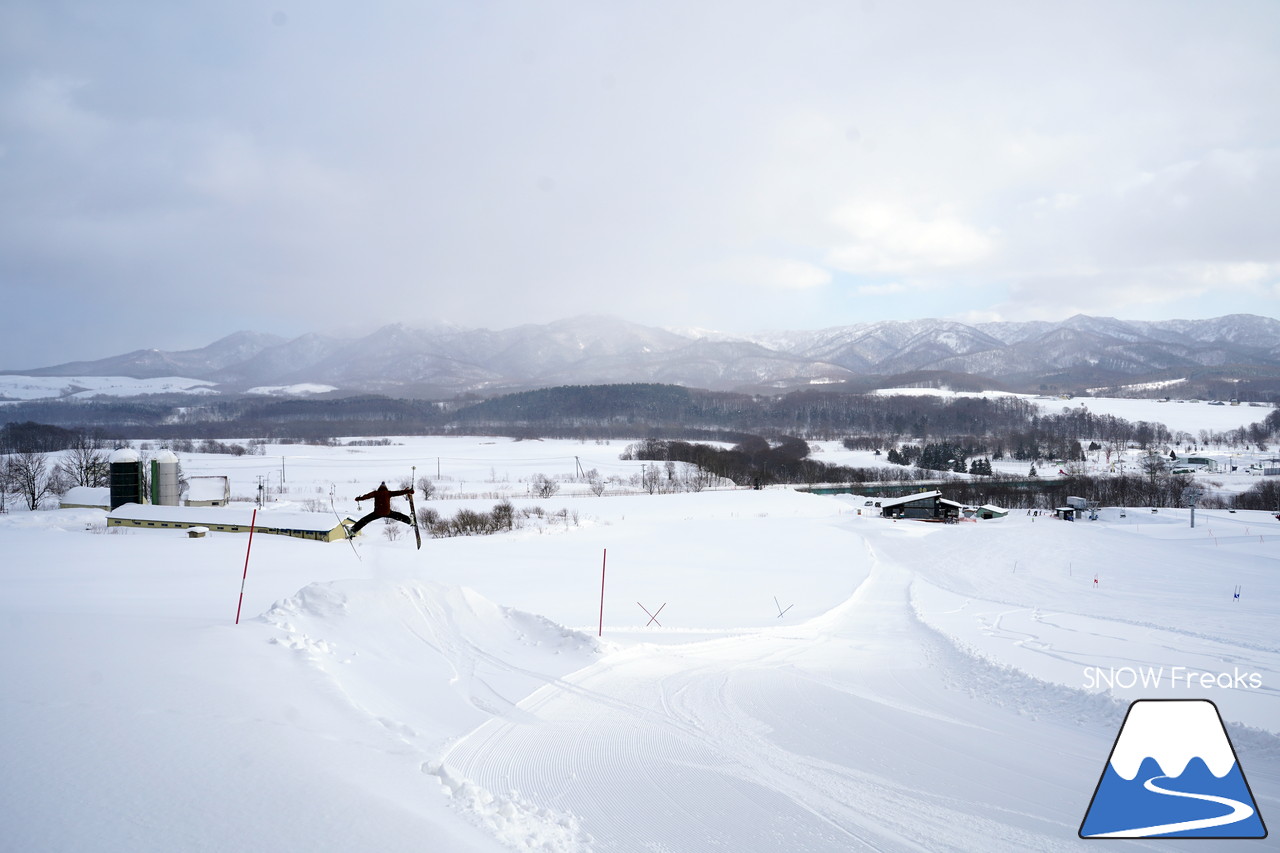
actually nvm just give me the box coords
[1083,666,1263,690]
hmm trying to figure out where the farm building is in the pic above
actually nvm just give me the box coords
[107,503,354,543]
[876,490,953,521]
[59,486,110,510]
[186,476,231,507]
[871,491,1009,522]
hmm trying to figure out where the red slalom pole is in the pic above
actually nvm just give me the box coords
[598,548,607,637]
[235,508,258,624]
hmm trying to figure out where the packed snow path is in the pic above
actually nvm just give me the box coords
[442,545,1131,852]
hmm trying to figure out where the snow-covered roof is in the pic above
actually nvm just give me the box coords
[187,476,230,501]
[876,490,942,508]
[109,503,347,533]
[109,448,139,464]
[61,486,110,506]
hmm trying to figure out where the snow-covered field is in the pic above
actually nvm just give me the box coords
[3,434,1278,851]
[0,374,219,401]
[873,386,1272,437]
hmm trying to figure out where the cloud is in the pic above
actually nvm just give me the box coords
[955,309,1005,325]
[1199,262,1280,288]
[1,0,1279,366]
[715,256,832,291]
[854,282,909,297]
[988,268,1217,324]
[3,75,105,149]
[826,203,996,275]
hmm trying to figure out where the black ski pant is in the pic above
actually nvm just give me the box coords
[348,510,412,535]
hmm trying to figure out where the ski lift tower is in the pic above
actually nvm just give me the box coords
[1182,486,1204,529]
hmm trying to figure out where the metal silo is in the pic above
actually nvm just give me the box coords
[109,448,143,509]
[151,449,180,506]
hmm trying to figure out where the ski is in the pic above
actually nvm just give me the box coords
[331,496,362,561]
[406,489,422,550]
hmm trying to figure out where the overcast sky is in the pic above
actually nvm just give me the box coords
[2,0,1279,368]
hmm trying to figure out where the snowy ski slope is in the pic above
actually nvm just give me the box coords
[1,434,1277,851]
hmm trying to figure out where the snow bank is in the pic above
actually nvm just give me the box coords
[262,579,601,745]
[425,763,593,852]
[259,580,602,849]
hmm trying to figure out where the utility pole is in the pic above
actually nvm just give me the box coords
[1183,486,1203,529]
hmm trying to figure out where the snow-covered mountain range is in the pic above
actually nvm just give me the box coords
[5,314,1280,396]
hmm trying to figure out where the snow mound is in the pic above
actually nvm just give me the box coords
[262,578,601,747]
[260,580,601,847]
[425,762,593,852]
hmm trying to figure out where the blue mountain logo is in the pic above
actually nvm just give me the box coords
[1080,699,1267,838]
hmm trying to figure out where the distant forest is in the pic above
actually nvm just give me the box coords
[3,383,1277,451]
[4,383,1280,509]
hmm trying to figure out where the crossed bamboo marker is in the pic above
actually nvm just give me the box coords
[637,601,666,627]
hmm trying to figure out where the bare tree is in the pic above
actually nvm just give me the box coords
[641,464,661,495]
[1140,451,1168,482]
[531,473,560,499]
[417,476,437,500]
[56,434,109,488]
[684,464,716,493]
[6,452,60,510]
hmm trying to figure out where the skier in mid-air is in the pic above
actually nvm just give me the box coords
[348,481,415,536]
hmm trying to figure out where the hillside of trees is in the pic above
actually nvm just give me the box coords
[4,383,1276,453]
[4,383,1278,511]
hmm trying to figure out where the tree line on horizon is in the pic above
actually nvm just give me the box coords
[4,384,1279,511]
[8,383,1276,445]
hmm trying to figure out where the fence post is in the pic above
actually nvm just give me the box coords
[235,509,258,625]
[598,548,607,637]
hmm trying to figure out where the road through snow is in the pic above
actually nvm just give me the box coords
[441,534,1122,852]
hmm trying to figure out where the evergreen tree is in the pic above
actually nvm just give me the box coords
[969,457,992,476]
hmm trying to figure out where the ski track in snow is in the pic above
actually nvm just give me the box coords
[415,511,1279,852]
[438,554,1107,851]
[8,457,1278,853]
